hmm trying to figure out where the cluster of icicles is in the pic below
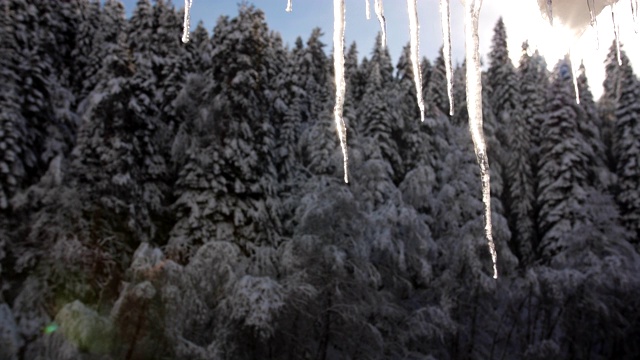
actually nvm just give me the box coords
[547,0,628,105]
[180,0,498,278]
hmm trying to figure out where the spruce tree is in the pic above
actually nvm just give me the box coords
[600,41,623,171]
[204,5,281,250]
[425,47,450,116]
[536,60,593,261]
[394,44,428,177]
[358,62,403,182]
[613,51,640,242]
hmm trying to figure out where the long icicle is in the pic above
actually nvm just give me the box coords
[587,0,599,49]
[546,0,553,25]
[570,52,580,105]
[181,0,193,43]
[464,0,498,279]
[612,3,622,65]
[366,0,371,19]
[632,0,639,33]
[334,0,349,183]
[374,0,387,47]
[440,0,455,115]
[286,0,292,12]
[407,0,425,122]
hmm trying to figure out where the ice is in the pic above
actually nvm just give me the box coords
[611,3,622,65]
[181,0,193,43]
[366,0,371,19]
[632,0,639,33]
[571,52,580,104]
[375,0,387,47]
[407,0,425,122]
[440,0,454,115]
[588,0,600,48]
[334,0,349,183]
[546,0,553,25]
[286,0,292,12]
[464,0,498,279]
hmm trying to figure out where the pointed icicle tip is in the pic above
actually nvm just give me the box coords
[611,4,622,66]
[632,0,639,33]
[374,0,387,48]
[407,0,425,122]
[334,0,349,183]
[546,0,553,26]
[464,0,497,280]
[181,0,193,43]
[440,0,455,116]
[286,0,292,12]
[365,0,371,19]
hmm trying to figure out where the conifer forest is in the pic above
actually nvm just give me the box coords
[2,1,640,359]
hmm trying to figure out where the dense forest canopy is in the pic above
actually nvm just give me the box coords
[1,0,640,359]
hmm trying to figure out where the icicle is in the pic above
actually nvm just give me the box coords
[286,0,292,12]
[587,0,599,49]
[570,52,580,105]
[611,3,622,65]
[440,0,454,116]
[374,0,387,47]
[546,0,553,26]
[334,0,349,183]
[181,0,193,43]
[366,0,371,19]
[464,0,498,279]
[407,0,425,122]
[632,0,639,33]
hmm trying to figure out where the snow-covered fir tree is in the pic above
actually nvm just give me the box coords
[613,50,640,242]
[1,3,640,359]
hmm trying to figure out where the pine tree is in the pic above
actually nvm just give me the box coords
[71,0,102,100]
[72,16,168,244]
[367,32,394,84]
[518,43,548,162]
[518,42,548,251]
[613,51,640,242]
[537,60,594,261]
[358,62,403,182]
[203,5,281,250]
[290,27,330,129]
[577,62,611,190]
[599,41,623,171]
[394,44,428,177]
[487,18,535,264]
[0,1,29,209]
[425,47,450,116]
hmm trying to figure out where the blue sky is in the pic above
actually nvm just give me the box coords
[117,0,640,99]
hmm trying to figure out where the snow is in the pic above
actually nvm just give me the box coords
[375,0,387,47]
[181,0,193,43]
[440,0,454,116]
[407,0,425,122]
[334,0,349,183]
[464,0,498,279]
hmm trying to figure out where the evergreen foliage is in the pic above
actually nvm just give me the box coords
[1,7,639,360]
